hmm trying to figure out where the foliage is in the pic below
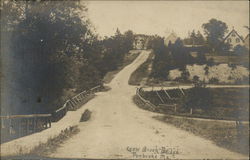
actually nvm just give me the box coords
[202,18,229,54]
[183,30,205,45]
[233,45,249,56]
[169,38,195,68]
[1,1,134,114]
[149,36,196,80]
[148,36,173,79]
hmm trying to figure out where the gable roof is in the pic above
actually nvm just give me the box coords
[223,29,244,42]
[164,32,178,43]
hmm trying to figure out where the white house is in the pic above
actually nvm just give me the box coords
[133,34,149,50]
[164,32,178,46]
[224,28,244,49]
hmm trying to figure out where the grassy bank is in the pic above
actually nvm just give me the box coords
[138,87,249,121]
[26,126,80,156]
[154,115,249,155]
[133,94,249,155]
[103,51,140,84]
[128,51,154,85]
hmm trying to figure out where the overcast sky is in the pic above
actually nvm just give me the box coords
[86,1,249,38]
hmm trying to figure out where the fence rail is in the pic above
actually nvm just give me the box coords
[1,85,102,143]
[136,87,179,112]
[136,88,157,111]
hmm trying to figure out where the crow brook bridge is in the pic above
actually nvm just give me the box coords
[0,50,248,159]
[0,85,102,143]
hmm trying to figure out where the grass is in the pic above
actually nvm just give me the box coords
[146,79,189,87]
[128,51,154,86]
[154,115,249,155]
[205,55,249,66]
[139,87,249,121]
[103,51,140,84]
[133,95,249,155]
[25,125,80,156]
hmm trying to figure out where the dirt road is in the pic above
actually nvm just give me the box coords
[50,50,247,159]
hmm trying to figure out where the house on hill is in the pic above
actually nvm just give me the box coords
[133,34,149,50]
[223,28,244,49]
[164,32,178,46]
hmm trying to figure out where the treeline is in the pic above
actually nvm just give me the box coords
[147,18,249,81]
[1,1,133,114]
[148,36,207,80]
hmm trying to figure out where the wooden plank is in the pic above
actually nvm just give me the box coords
[90,85,100,91]
[163,90,171,99]
[68,100,75,109]
[155,91,164,103]
[25,119,28,135]
[179,87,185,96]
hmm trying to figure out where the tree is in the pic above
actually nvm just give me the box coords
[183,30,205,45]
[190,30,197,45]
[1,1,137,115]
[2,1,96,114]
[196,31,205,45]
[171,38,194,68]
[202,19,228,53]
[149,35,173,79]
[123,30,134,50]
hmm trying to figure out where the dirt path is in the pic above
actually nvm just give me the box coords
[49,50,247,159]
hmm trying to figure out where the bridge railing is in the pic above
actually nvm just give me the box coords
[0,85,102,143]
[136,87,157,111]
[136,87,179,112]
[51,85,102,121]
[0,114,52,143]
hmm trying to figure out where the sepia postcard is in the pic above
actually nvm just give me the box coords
[0,0,249,160]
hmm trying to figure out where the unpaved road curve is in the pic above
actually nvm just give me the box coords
[50,50,247,159]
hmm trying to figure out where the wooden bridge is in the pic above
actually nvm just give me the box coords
[136,87,184,113]
[0,85,102,143]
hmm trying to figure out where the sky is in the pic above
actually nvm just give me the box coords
[86,1,249,39]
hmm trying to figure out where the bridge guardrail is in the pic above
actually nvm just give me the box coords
[1,85,102,143]
[136,87,178,112]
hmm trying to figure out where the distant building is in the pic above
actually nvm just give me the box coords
[164,32,178,46]
[133,34,149,50]
[244,34,249,49]
[223,28,244,49]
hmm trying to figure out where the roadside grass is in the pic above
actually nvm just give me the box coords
[103,51,140,84]
[153,115,249,155]
[25,126,80,156]
[128,51,154,86]
[133,94,249,155]
[205,55,249,67]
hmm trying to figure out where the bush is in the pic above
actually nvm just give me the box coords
[209,77,219,84]
[233,45,249,56]
[80,109,92,122]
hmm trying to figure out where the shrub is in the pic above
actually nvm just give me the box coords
[233,45,249,56]
[209,77,219,84]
